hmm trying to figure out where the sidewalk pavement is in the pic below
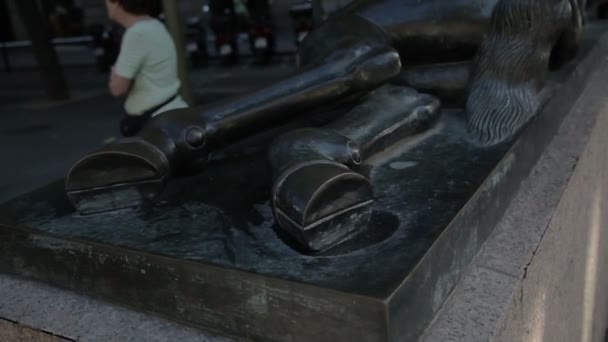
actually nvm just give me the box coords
[0,30,298,71]
[0,62,295,203]
[0,94,121,203]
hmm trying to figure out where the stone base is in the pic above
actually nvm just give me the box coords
[424,26,608,341]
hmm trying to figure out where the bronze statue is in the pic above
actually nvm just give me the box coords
[66,0,583,252]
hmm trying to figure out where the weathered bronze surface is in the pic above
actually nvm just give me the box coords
[6,2,601,340]
[65,0,584,251]
[269,86,440,251]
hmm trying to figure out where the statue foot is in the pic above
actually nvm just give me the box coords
[65,138,170,214]
[273,160,373,253]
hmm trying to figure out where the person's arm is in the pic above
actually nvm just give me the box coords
[109,66,132,97]
[110,29,146,98]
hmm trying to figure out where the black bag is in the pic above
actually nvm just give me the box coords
[120,93,178,137]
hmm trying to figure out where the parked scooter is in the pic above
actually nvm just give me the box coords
[289,0,313,46]
[209,0,239,64]
[90,23,124,73]
[187,16,209,68]
[159,13,210,68]
[247,0,275,64]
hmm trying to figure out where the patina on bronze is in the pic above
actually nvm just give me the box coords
[66,0,583,251]
[269,85,440,252]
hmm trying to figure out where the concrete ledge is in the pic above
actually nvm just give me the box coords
[0,274,228,341]
[0,318,72,342]
[422,41,608,342]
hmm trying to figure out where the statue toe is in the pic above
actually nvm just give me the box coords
[66,138,170,214]
[273,160,374,253]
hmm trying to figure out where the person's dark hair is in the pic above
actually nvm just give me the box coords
[109,0,162,16]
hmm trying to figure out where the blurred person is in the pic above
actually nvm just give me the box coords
[106,0,189,137]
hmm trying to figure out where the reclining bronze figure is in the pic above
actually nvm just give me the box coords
[66,0,584,252]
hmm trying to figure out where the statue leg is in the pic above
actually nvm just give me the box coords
[269,85,440,253]
[67,31,401,214]
[392,62,472,107]
[466,0,583,146]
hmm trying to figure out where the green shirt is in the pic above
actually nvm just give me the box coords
[115,19,188,116]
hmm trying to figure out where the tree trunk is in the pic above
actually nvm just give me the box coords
[0,0,12,72]
[14,0,70,101]
[161,0,193,105]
